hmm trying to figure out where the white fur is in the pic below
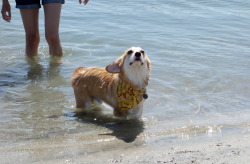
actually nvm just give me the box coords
[122,47,149,118]
[123,47,149,88]
[124,59,148,88]
[127,99,145,119]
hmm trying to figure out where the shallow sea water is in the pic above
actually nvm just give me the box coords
[0,0,250,163]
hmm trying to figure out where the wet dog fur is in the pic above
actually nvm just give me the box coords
[71,47,150,119]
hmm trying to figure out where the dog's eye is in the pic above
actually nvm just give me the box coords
[140,50,145,55]
[127,50,133,55]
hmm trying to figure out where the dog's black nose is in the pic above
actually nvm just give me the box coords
[135,52,141,57]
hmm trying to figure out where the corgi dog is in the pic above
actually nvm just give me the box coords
[71,47,151,119]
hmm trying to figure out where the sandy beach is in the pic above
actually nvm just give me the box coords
[1,126,249,164]
[65,132,250,164]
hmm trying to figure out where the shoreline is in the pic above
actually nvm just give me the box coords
[51,131,250,164]
[1,127,249,164]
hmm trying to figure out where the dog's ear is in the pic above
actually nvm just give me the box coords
[146,55,151,72]
[106,61,121,73]
[106,54,124,73]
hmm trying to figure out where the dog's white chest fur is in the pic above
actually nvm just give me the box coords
[127,99,145,119]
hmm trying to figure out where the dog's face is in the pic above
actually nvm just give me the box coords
[106,47,150,73]
[106,47,150,87]
[124,47,149,68]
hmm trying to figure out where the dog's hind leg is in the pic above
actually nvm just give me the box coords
[73,88,92,108]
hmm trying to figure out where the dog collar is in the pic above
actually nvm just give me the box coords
[116,80,146,110]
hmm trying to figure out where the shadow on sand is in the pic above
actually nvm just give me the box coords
[73,108,144,143]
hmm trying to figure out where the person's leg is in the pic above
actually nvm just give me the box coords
[43,3,62,57]
[20,9,40,57]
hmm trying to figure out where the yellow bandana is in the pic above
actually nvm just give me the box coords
[116,80,146,110]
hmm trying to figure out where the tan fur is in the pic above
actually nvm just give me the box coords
[71,47,151,118]
[72,67,118,108]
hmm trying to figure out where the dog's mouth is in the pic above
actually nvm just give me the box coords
[129,57,144,65]
[135,57,141,61]
[129,60,144,65]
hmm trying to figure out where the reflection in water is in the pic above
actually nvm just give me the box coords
[0,55,69,142]
[26,58,44,81]
[26,56,62,82]
[46,57,63,79]
[73,108,144,143]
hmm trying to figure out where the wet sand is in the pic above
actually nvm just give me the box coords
[64,133,250,164]
[1,126,249,164]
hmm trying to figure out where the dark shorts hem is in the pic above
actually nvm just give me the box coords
[42,0,65,5]
[16,0,64,9]
[16,4,41,9]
